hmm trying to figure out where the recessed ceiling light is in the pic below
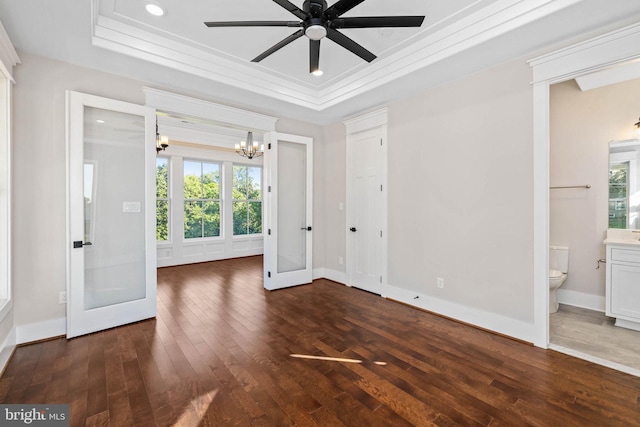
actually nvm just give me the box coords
[145,3,165,16]
[96,119,105,123]
[312,70,323,77]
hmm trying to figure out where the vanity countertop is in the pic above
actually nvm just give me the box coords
[603,238,640,247]
[604,229,640,246]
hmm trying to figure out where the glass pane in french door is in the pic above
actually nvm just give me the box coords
[277,140,307,273]
[83,106,146,310]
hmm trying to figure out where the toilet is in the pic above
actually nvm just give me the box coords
[549,246,569,314]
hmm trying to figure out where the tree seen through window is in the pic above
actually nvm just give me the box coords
[233,165,262,235]
[184,160,221,238]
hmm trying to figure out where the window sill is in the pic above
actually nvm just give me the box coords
[232,234,264,240]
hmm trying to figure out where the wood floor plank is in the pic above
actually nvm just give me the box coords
[1,255,640,426]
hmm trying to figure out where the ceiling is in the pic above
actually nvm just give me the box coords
[1,0,640,124]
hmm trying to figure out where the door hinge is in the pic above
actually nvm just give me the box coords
[268,229,271,235]
[268,143,272,149]
[380,184,383,191]
[380,230,383,238]
[268,271,271,278]
[380,139,383,146]
[380,276,382,283]
[268,186,271,192]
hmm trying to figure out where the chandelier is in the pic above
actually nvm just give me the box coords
[155,118,169,153]
[235,131,263,159]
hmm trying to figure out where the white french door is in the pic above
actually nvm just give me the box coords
[66,91,157,338]
[263,132,313,290]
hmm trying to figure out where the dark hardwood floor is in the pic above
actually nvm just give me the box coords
[1,256,640,426]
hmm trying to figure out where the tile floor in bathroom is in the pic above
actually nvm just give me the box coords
[550,304,640,370]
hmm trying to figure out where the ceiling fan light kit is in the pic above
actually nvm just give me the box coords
[204,0,425,74]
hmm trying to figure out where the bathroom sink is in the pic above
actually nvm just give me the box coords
[604,229,640,246]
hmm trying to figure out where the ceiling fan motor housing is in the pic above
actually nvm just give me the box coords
[303,0,328,17]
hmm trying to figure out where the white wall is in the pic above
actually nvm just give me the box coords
[549,78,640,309]
[386,58,535,327]
[11,52,327,341]
[12,53,147,338]
[318,58,537,340]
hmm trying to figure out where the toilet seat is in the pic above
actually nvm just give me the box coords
[549,269,563,279]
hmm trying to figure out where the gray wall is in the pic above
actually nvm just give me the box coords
[385,58,535,323]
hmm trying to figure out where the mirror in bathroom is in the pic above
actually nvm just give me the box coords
[609,139,640,229]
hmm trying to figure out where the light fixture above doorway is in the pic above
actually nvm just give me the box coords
[155,118,169,153]
[235,131,263,159]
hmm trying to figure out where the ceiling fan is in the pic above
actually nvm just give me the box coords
[204,0,425,75]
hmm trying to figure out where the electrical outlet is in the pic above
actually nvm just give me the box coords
[437,277,444,289]
[338,256,344,265]
[59,291,67,304]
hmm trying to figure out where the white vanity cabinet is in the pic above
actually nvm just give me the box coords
[606,242,640,331]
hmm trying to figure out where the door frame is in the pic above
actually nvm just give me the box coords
[344,109,388,294]
[66,90,157,338]
[529,22,640,348]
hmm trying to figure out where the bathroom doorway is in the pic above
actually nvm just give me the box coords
[548,71,640,374]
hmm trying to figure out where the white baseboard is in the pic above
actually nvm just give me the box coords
[556,289,605,312]
[16,318,66,345]
[0,326,16,373]
[383,284,536,343]
[319,268,347,285]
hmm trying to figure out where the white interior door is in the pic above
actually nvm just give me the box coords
[67,91,156,338]
[264,132,313,290]
[347,127,384,294]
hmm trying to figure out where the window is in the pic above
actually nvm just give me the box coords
[156,157,170,240]
[184,160,221,238]
[233,165,262,235]
[609,162,629,229]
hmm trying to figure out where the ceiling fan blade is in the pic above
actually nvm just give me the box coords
[310,40,320,73]
[326,28,376,62]
[252,29,305,62]
[330,16,425,29]
[205,21,301,27]
[272,0,309,20]
[324,0,366,20]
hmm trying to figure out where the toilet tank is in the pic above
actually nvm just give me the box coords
[549,245,569,273]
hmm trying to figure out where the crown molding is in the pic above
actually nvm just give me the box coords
[344,108,388,135]
[144,87,278,132]
[0,19,19,81]
[529,21,640,84]
[95,0,582,111]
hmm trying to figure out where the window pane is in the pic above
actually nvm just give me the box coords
[233,165,248,197]
[156,158,168,198]
[248,167,261,199]
[184,201,202,239]
[249,201,262,234]
[203,201,220,237]
[156,200,169,240]
[203,163,220,199]
[184,160,202,199]
[233,201,248,235]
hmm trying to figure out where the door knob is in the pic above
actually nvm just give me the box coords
[300,226,312,231]
[350,227,357,232]
[73,241,93,248]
